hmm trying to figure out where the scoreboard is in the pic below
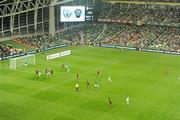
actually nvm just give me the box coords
[85,6,94,22]
[60,6,94,22]
[60,6,85,22]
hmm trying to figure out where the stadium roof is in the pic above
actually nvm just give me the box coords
[0,0,31,4]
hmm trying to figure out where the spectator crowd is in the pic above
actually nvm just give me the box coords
[0,43,24,58]
[0,2,179,57]
[99,3,179,26]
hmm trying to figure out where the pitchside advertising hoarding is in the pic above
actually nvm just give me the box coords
[47,50,71,60]
[60,6,94,22]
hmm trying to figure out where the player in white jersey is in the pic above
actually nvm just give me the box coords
[94,80,100,88]
[108,74,112,83]
[125,95,130,105]
[75,83,79,92]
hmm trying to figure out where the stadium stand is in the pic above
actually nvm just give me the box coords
[0,0,179,58]
[53,23,180,53]
[0,42,24,57]
[7,20,180,54]
[98,3,179,26]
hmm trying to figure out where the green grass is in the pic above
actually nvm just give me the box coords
[0,46,180,120]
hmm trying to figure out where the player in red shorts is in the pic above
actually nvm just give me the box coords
[108,97,112,107]
[76,73,79,81]
[86,80,90,88]
[61,64,65,72]
[50,70,53,76]
[97,69,100,76]
[165,71,168,75]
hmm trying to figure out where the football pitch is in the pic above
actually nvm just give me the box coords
[0,46,180,120]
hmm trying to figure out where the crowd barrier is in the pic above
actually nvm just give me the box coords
[97,44,180,55]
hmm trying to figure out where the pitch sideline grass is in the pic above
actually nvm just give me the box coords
[0,45,180,120]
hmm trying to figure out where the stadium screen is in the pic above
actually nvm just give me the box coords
[60,6,85,22]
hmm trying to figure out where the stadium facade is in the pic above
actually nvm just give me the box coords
[0,0,97,38]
